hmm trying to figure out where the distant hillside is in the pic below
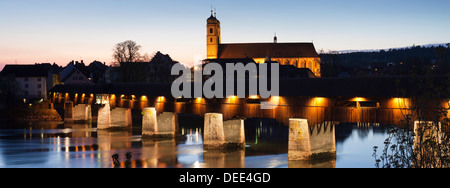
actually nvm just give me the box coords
[338,43,450,54]
[320,43,450,77]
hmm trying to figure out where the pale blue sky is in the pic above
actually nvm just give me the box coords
[1,0,449,67]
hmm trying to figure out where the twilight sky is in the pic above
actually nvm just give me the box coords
[1,0,449,68]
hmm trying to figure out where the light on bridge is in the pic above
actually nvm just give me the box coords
[195,98,205,104]
[249,95,260,99]
[157,96,166,102]
[392,98,411,109]
[351,97,367,102]
[226,95,238,104]
[311,97,326,107]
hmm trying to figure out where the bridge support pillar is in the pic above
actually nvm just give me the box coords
[204,113,245,149]
[110,108,132,128]
[223,119,246,149]
[65,102,91,123]
[64,101,74,122]
[97,103,111,129]
[72,104,92,123]
[288,119,336,161]
[142,108,178,138]
[204,113,225,149]
[156,112,179,138]
[142,107,157,137]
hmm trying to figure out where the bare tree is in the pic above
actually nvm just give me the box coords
[139,52,152,62]
[112,40,142,65]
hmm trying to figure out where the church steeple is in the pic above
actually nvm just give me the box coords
[207,10,221,59]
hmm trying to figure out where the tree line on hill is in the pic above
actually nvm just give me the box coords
[320,44,450,77]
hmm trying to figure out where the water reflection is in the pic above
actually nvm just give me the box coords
[0,120,392,168]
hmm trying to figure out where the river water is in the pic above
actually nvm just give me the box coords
[0,119,391,168]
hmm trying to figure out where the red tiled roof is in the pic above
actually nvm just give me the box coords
[218,43,319,59]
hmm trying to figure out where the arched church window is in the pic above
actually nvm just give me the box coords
[301,60,306,68]
[293,60,298,67]
[210,38,213,43]
[210,28,213,34]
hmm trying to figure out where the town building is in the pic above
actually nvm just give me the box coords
[61,61,93,85]
[0,65,52,101]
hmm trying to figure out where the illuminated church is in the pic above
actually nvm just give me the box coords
[206,11,321,77]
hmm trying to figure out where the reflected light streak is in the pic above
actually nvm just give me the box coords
[56,136,61,153]
[193,161,200,168]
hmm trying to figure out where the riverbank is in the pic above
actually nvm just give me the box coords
[0,104,62,124]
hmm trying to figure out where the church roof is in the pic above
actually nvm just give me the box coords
[207,15,220,24]
[218,43,319,59]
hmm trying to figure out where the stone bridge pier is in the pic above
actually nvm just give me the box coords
[203,113,245,150]
[288,119,336,161]
[97,97,132,129]
[64,101,92,123]
[142,107,179,138]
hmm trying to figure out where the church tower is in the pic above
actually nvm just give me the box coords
[206,10,220,59]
